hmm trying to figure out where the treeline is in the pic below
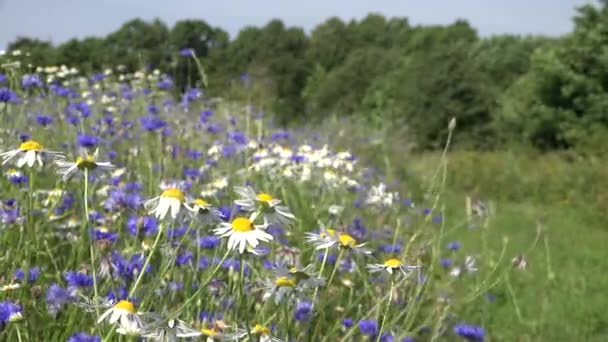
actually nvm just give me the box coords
[6,2,608,150]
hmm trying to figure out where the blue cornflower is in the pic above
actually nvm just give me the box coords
[447,241,461,251]
[68,332,101,342]
[77,134,99,148]
[21,74,43,88]
[198,236,220,249]
[140,115,167,131]
[402,337,415,342]
[64,271,93,288]
[342,318,354,328]
[90,73,105,82]
[13,269,25,281]
[180,48,194,56]
[270,130,290,142]
[380,333,394,342]
[0,87,18,103]
[440,258,453,268]
[46,283,75,315]
[91,228,118,242]
[35,114,54,127]
[28,267,41,283]
[0,301,22,323]
[127,215,159,236]
[206,123,224,134]
[158,76,173,89]
[199,110,213,123]
[183,167,200,179]
[227,131,248,145]
[175,251,194,266]
[294,301,313,321]
[0,73,6,83]
[7,171,28,185]
[199,256,210,270]
[453,324,484,341]
[359,320,378,336]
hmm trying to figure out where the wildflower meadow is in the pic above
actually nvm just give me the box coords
[0,38,606,341]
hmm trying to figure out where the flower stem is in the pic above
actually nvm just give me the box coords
[376,279,394,342]
[129,222,164,298]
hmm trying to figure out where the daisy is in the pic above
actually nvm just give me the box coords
[233,186,295,225]
[141,317,202,341]
[0,139,63,168]
[261,265,324,304]
[367,257,422,276]
[305,227,371,255]
[54,148,114,181]
[144,187,188,221]
[185,198,221,224]
[213,213,273,254]
[97,300,145,336]
[233,324,284,342]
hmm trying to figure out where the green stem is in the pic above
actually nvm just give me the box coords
[376,280,394,342]
[129,223,164,298]
[84,169,100,320]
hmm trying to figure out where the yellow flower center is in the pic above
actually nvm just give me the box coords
[161,188,185,202]
[256,193,273,203]
[321,228,336,238]
[193,198,209,207]
[275,276,296,287]
[232,217,254,232]
[201,328,218,336]
[76,156,97,170]
[114,300,135,313]
[252,324,270,335]
[384,258,402,268]
[338,233,356,248]
[19,140,43,151]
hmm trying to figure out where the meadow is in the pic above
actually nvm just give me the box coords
[0,56,605,342]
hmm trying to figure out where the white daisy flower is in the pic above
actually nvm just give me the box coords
[261,265,324,304]
[0,139,63,168]
[305,227,371,255]
[213,213,273,254]
[144,188,188,220]
[54,148,114,181]
[367,258,421,276]
[97,300,145,336]
[184,198,221,224]
[234,186,295,225]
[141,317,202,341]
[233,324,284,342]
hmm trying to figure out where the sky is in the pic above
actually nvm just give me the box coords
[0,0,598,49]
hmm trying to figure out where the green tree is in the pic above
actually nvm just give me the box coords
[499,2,608,149]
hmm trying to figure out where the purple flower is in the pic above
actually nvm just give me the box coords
[294,301,313,321]
[175,251,194,266]
[91,229,118,242]
[180,48,194,56]
[46,283,75,315]
[454,324,484,341]
[140,115,167,132]
[35,114,54,127]
[68,332,101,342]
[358,320,378,336]
[28,267,41,283]
[0,301,22,322]
[342,318,354,328]
[447,241,461,251]
[77,134,99,148]
[64,271,93,288]
[198,236,220,249]
[22,74,43,88]
[0,87,18,103]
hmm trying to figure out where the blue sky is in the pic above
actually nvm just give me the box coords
[0,0,597,49]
